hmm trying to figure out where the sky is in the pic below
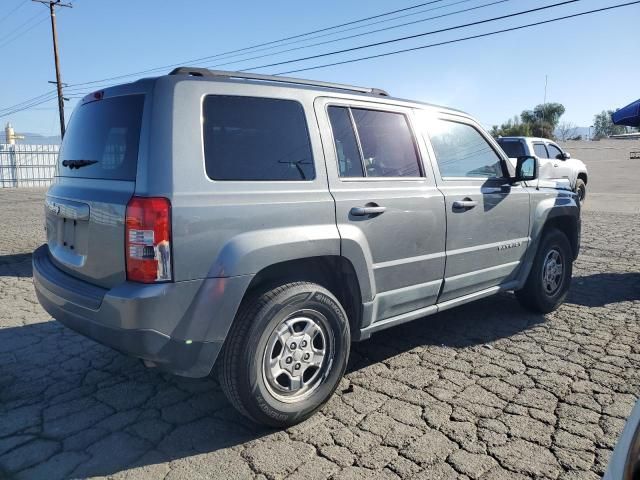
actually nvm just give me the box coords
[0,0,638,138]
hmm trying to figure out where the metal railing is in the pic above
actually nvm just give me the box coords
[0,144,59,187]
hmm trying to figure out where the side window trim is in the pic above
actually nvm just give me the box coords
[346,107,367,176]
[326,102,425,181]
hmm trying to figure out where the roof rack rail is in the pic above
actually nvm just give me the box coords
[168,67,389,97]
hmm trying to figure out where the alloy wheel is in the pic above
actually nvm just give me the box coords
[262,310,334,403]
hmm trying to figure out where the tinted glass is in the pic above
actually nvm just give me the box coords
[203,96,314,181]
[533,143,549,158]
[58,95,144,180]
[429,120,504,178]
[328,106,363,177]
[497,139,526,158]
[547,144,563,159]
[351,108,421,177]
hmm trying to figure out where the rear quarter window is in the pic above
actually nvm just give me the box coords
[58,95,144,180]
[203,95,315,181]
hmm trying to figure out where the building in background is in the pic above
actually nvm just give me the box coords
[1,123,59,187]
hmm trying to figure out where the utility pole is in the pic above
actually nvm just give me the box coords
[33,0,72,139]
[541,74,548,136]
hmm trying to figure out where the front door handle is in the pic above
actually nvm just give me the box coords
[350,206,386,216]
[452,199,478,210]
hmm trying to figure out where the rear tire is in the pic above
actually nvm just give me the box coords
[516,229,573,313]
[218,282,350,427]
[575,178,586,204]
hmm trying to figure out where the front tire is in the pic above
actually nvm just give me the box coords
[516,229,573,313]
[218,282,350,427]
[574,178,586,204]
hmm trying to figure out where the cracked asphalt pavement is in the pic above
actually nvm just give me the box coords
[0,188,638,480]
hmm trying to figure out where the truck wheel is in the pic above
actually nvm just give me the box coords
[515,229,573,313]
[218,282,350,427]
[575,178,586,204]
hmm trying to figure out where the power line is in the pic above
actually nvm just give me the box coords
[59,0,579,91]
[2,0,637,119]
[198,0,480,68]
[242,0,584,72]
[0,9,47,45]
[0,0,529,110]
[63,0,632,95]
[276,1,640,75]
[64,0,454,88]
[0,96,57,119]
[0,14,47,49]
[204,0,511,70]
[0,0,28,26]
[0,90,58,115]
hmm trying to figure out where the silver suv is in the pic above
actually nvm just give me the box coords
[33,68,581,427]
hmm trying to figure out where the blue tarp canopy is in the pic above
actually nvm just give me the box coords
[612,99,640,127]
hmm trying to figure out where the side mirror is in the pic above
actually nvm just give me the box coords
[514,155,538,182]
[563,152,571,160]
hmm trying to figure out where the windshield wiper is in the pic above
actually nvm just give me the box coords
[61,159,98,170]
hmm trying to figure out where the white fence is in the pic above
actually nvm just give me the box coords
[0,144,59,188]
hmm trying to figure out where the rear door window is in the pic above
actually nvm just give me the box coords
[203,95,314,181]
[533,143,549,158]
[497,139,526,158]
[58,95,144,180]
[327,105,422,178]
[352,108,421,178]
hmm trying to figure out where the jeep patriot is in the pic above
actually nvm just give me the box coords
[33,67,581,427]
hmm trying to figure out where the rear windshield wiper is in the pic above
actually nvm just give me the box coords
[61,159,98,170]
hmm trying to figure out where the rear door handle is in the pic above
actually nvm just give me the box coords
[452,200,478,210]
[350,206,386,216]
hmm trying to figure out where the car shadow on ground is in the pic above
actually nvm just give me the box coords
[348,293,543,371]
[0,253,32,277]
[1,271,638,478]
[568,272,640,307]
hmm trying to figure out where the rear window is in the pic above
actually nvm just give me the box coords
[203,95,314,181]
[497,139,526,158]
[58,95,144,180]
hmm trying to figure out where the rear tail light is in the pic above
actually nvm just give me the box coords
[125,197,172,283]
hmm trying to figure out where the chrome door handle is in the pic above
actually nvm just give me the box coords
[350,206,386,216]
[452,200,478,210]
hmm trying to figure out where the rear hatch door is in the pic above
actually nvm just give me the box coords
[46,92,145,288]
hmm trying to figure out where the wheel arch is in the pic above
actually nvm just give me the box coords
[243,256,364,338]
[541,215,580,260]
[515,195,580,290]
[577,171,588,184]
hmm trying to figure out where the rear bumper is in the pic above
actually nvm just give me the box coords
[32,245,252,377]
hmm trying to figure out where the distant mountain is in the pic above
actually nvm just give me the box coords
[554,126,591,140]
[0,132,61,145]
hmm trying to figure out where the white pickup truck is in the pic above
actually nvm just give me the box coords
[497,137,588,203]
